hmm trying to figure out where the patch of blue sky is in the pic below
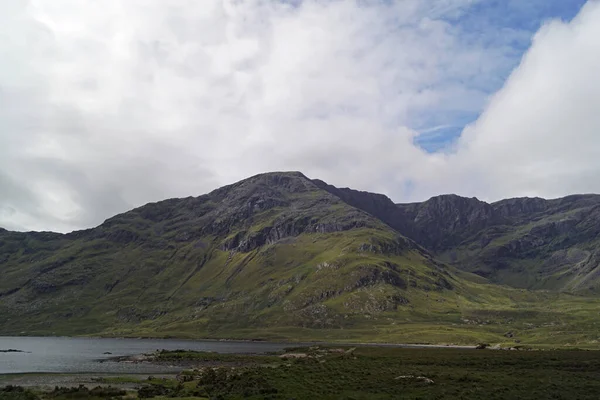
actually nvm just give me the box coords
[414,0,588,153]
[450,0,588,33]
[414,125,466,153]
[413,112,477,153]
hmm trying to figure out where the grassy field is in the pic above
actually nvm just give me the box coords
[79,280,600,350]
[4,347,600,399]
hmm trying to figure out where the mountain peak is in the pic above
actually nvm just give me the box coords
[241,171,309,184]
[209,171,312,197]
[251,170,307,178]
[423,193,485,204]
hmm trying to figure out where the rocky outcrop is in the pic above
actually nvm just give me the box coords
[396,195,503,251]
[312,179,418,239]
[492,197,549,218]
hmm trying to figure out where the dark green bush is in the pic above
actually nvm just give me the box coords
[0,386,39,400]
[48,385,125,399]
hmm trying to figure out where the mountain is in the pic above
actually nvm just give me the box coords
[0,172,457,339]
[2,172,600,347]
[314,181,600,292]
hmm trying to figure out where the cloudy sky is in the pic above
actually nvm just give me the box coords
[1,0,599,233]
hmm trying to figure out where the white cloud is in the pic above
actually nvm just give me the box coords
[0,0,598,232]
[439,0,600,201]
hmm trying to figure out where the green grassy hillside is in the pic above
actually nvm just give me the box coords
[0,173,451,339]
[2,172,600,347]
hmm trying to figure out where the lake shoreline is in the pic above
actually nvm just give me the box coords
[0,335,476,349]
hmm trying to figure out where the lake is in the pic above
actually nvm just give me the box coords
[0,336,304,374]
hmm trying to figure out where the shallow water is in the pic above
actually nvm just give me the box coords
[0,336,301,374]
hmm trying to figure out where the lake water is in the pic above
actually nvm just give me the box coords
[0,336,304,374]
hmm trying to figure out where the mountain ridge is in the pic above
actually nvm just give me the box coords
[2,171,600,346]
[4,172,599,239]
[4,171,600,293]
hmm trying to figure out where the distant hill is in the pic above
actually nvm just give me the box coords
[2,172,600,347]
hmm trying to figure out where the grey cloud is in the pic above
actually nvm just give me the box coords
[0,0,596,232]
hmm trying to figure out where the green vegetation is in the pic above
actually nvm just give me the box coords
[92,377,177,387]
[154,350,280,365]
[6,347,600,399]
[2,172,600,347]
[1,386,39,400]
[0,386,127,400]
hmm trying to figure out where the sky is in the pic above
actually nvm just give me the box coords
[1,0,599,233]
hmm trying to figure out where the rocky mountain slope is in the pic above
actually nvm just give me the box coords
[315,182,600,292]
[0,172,459,339]
[1,171,600,345]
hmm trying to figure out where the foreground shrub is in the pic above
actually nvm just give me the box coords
[0,386,39,400]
